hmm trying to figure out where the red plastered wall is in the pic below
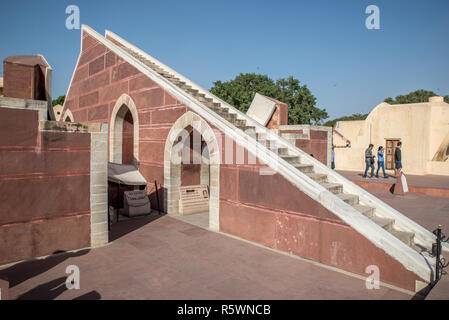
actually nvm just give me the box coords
[0,107,91,265]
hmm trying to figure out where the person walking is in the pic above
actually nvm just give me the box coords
[394,141,402,177]
[376,146,387,178]
[363,144,375,178]
[331,145,335,170]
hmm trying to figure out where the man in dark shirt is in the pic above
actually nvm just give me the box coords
[363,144,375,178]
[394,141,402,177]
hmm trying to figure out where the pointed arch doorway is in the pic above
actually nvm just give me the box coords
[109,94,139,164]
[164,111,220,231]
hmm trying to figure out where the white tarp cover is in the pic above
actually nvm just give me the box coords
[246,93,277,126]
[108,162,147,186]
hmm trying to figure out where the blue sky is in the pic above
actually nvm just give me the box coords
[1,0,448,120]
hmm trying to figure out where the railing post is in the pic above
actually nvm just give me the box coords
[154,180,161,214]
[436,225,441,282]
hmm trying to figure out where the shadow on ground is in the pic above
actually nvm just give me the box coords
[16,277,101,300]
[109,210,165,241]
[0,249,90,288]
[0,249,101,300]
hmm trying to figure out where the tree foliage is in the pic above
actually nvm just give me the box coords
[209,73,328,125]
[323,113,368,128]
[52,95,66,106]
[384,89,449,104]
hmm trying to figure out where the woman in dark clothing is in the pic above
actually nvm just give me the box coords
[376,146,387,178]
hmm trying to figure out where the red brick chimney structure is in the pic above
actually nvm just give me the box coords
[3,55,55,119]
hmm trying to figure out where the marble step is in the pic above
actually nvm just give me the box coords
[161,72,174,78]
[153,67,165,74]
[210,106,224,113]
[336,193,359,205]
[205,101,221,109]
[234,119,247,127]
[254,132,267,141]
[270,147,289,156]
[280,155,301,164]
[224,113,238,120]
[371,215,395,231]
[390,229,415,246]
[180,84,193,91]
[211,106,227,113]
[196,96,210,104]
[222,114,239,123]
[293,163,314,173]
[322,182,343,194]
[216,108,233,117]
[306,173,328,183]
[143,60,154,68]
[170,78,185,86]
[236,126,257,133]
[352,204,375,217]
[259,140,277,148]
[186,88,199,95]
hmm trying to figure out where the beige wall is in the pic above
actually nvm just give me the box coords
[334,97,449,175]
[53,104,63,121]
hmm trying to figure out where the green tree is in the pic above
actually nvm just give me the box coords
[210,73,328,125]
[52,95,65,106]
[384,89,448,104]
[323,113,368,128]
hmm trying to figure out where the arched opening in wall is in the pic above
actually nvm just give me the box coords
[164,112,220,231]
[62,109,74,122]
[122,110,134,164]
[108,94,141,226]
[110,94,139,164]
[180,127,209,187]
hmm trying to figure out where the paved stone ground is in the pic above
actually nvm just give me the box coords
[3,180,448,300]
[427,273,449,300]
[0,213,410,300]
[337,170,449,190]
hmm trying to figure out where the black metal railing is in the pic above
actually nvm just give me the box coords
[432,225,449,284]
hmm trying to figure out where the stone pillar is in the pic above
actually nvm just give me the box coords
[200,146,210,186]
[90,124,109,247]
[209,163,220,231]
